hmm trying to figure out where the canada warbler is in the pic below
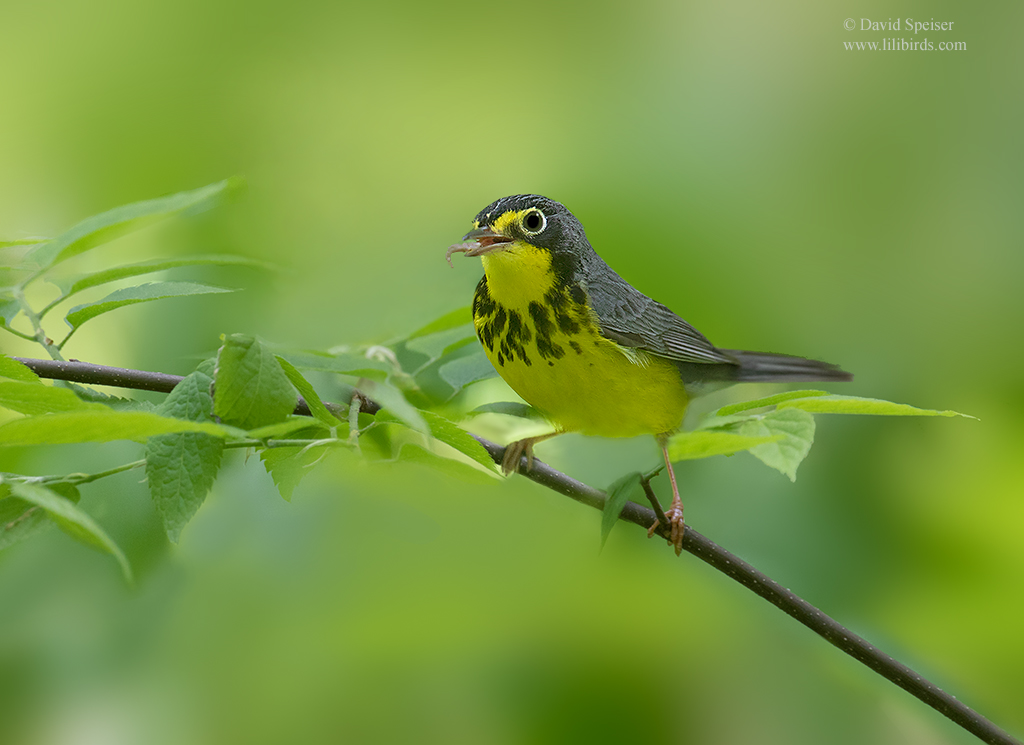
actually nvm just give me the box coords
[447,195,851,553]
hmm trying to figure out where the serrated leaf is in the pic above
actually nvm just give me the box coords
[195,357,217,377]
[377,408,495,471]
[408,306,472,339]
[0,380,108,415]
[214,334,298,430]
[52,254,270,304]
[395,443,496,485]
[667,430,782,461]
[0,355,40,382]
[64,281,233,333]
[72,386,150,410]
[716,390,829,417]
[260,444,329,501]
[601,472,643,548]
[438,352,498,393]
[146,432,223,542]
[0,410,234,447]
[276,355,342,428]
[778,395,975,419]
[27,179,242,271]
[362,380,427,434]
[466,402,545,420]
[10,482,132,583]
[740,408,816,482]
[145,370,224,542]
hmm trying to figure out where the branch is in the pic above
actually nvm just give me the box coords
[12,356,1021,745]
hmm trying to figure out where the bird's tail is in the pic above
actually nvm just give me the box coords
[721,349,853,383]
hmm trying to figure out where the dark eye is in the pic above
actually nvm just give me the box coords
[522,209,546,234]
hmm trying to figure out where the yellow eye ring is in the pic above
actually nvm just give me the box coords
[521,209,546,235]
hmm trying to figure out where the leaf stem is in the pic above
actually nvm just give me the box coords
[55,459,147,486]
[11,287,64,360]
[1,323,36,342]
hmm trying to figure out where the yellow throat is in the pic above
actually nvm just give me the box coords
[472,238,689,438]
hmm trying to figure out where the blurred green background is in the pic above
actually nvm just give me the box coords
[1,0,1022,743]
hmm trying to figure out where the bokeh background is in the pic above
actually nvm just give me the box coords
[1,0,1021,743]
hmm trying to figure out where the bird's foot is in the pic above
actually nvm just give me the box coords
[664,504,685,556]
[645,505,685,555]
[500,431,563,476]
[501,438,536,475]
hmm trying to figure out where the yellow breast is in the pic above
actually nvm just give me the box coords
[473,243,689,438]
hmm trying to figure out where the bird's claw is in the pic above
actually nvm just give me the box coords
[646,506,685,555]
[665,505,685,556]
[501,439,535,475]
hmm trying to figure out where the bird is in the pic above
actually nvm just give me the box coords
[447,195,851,554]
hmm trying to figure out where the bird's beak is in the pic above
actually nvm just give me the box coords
[446,226,514,267]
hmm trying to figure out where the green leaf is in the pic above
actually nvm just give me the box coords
[694,412,762,431]
[405,327,476,361]
[361,379,428,434]
[0,481,81,551]
[667,430,782,461]
[778,394,975,418]
[10,482,132,583]
[466,402,545,420]
[377,408,495,471]
[276,355,342,428]
[159,369,215,423]
[279,350,391,380]
[64,281,233,334]
[27,179,242,271]
[0,380,108,415]
[261,444,330,501]
[394,443,496,485]
[0,355,40,382]
[214,334,298,430]
[1,482,47,550]
[715,390,829,417]
[408,306,473,339]
[52,254,269,305]
[740,408,816,482]
[0,410,234,447]
[601,472,644,548]
[145,370,224,542]
[0,297,22,326]
[440,336,477,358]
[438,352,498,393]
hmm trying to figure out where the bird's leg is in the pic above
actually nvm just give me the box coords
[501,431,563,476]
[646,436,685,555]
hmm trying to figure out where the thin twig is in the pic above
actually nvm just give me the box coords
[639,472,670,532]
[11,290,63,360]
[9,356,1021,745]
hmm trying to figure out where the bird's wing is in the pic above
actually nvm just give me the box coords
[584,264,735,365]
